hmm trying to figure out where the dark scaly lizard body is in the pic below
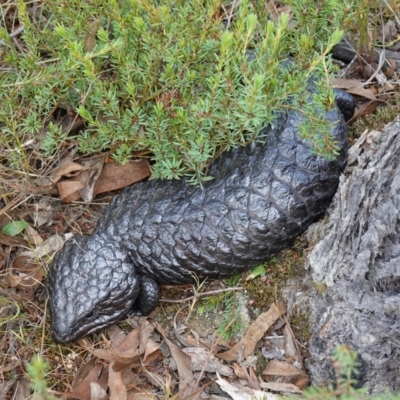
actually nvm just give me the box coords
[47,89,355,344]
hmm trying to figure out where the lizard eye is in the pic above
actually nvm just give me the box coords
[86,310,95,320]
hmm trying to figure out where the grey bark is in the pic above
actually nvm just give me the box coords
[306,118,400,393]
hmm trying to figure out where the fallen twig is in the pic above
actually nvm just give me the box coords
[159,286,244,303]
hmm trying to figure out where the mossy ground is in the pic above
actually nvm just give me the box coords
[290,311,312,344]
[243,238,313,350]
[244,238,308,307]
[148,237,313,348]
[349,101,400,141]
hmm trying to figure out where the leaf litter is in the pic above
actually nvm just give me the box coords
[25,300,311,399]
[56,157,151,203]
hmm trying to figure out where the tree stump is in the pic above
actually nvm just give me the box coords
[306,118,400,393]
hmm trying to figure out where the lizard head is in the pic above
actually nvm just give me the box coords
[47,235,140,343]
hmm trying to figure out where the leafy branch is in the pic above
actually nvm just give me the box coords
[0,0,365,183]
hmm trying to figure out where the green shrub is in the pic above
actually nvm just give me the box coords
[0,0,362,183]
[26,355,57,400]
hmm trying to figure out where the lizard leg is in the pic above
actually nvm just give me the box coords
[129,275,160,316]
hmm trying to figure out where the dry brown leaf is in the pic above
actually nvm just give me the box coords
[85,20,101,52]
[283,324,301,364]
[111,320,154,371]
[0,231,28,247]
[247,366,260,391]
[120,366,138,387]
[379,20,398,43]
[90,382,109,400]
[57,180,86,202]
[261,359,309,390]
[77,338,112,362]
[331,77,362,89]
[265,1,291,21]
[93,160,151,196]
[156,324,198,398]
[7,256,43,289]
[55,157,150,202]
[180,385,211,400]
[71,358,97,392]
[349,100,385,123]
[55,155,105,202]
[91,349,113,362]
[136,318,155,348]
[107,325,127,346]
[261,359,306,377]
[24,225,43,246]
[294,374,310,390]
[182,347,233,376]
[331,78,376,100]
[80,327,124,367]
[346,86,377,100]
[108,360,128,400]
[109,325,142,369]
[185,334,212,349]
[231,362,248,380]
[70,361,109,400]
[59,112,85,133]
[115,324,141,350]
[79,156,106,202]
[0,359,21,374]
[217,302,286,361]
[33,199,58,227]
[51,161,89,184]
[0,247,6,270]
[143,339,161,363]
[112,366,145,400]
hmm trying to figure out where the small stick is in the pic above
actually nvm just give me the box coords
[159,286,244,303]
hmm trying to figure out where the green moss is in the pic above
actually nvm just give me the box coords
[244,238,308,309]
[149,285,192,329]
[349,103,400,141]
[161,286,195,315]
[290,311,312,344]
[254,350,269,376]
[314,282,327,295]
